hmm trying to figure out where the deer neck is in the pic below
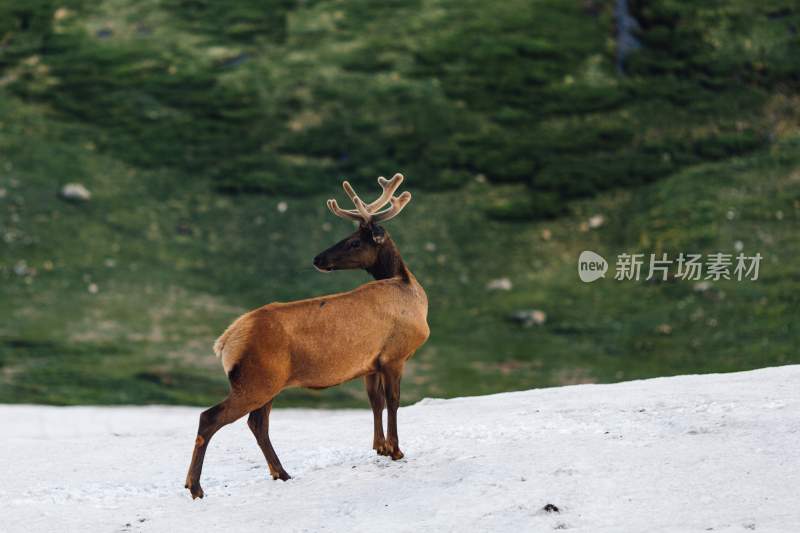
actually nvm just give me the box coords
[366,239,410,282]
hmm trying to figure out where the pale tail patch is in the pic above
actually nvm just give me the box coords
[213,313,253,374]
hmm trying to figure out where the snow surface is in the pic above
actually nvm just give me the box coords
[2,366,800,532]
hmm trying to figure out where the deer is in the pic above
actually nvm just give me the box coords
[184,173,429,499]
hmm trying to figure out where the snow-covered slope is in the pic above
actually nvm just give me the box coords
[2,366,799,532]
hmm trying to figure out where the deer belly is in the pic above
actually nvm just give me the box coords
[289,343,379,389]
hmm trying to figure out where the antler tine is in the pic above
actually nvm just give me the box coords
[365,173,404,213]
[371,191,412,223]
[342,181,372,220]
[327,199,362,222]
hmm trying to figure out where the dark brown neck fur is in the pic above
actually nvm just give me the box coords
[367,238,410,282]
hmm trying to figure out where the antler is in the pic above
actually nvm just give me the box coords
[326,198,361,222]
[371,191,412,223]
[326,173,411,224]
[366,173,404,212]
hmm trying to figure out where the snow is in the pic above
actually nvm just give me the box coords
[2,366,800,532]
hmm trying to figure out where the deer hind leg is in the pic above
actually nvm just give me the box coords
[381,362,405,460]
[365,373,388,455]
[247,401,291,481]
[184,392,264,499]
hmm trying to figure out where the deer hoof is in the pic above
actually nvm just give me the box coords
[186,481,204,499]
[271,470,292,481]
[374,442,390,456]
[383,442,404,460]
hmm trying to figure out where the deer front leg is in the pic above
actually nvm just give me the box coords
[381,362,404,460]
[364,373,388,455]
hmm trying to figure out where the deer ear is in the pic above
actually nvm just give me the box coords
[370,224,386,244]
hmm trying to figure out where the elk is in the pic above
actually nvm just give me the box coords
[185,173,429,499]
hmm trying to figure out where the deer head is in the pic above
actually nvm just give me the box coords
[313,173,411,277]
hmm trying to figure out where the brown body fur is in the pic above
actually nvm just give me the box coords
[218,275,429,390]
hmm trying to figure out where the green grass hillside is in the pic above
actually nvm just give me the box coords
[4,0,798,211]
[1,0,798,406]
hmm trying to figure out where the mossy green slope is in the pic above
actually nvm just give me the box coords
[0,0,798,406]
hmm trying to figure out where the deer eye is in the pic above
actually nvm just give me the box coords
[348,240,361,249]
